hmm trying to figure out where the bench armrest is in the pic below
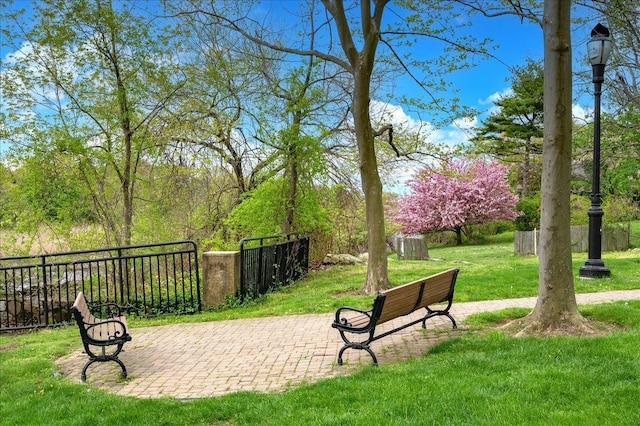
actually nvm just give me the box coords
[85,317,129,341]
[332,306,374,332]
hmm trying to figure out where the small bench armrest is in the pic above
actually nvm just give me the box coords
[85,317,129,341]
[332,306,374,332]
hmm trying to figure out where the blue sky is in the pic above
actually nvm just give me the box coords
[1,0,602,154]
[373,5,600,148]
[251,1,599,148]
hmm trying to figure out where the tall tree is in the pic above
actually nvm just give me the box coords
[1,0,182,246]
[471,59,544,197]
[252,55,342,236]
[165,2,344,241]
[177,0,491,294]
[460,0,598,333]
[160,8,276,202]
[319,0,390,293]
[524,0,587,333]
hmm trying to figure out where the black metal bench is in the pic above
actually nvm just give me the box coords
[71,292,132,381]
[332,268,459,365]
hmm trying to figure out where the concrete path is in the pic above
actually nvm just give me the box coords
[55,290,640,400]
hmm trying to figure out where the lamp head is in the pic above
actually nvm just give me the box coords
[587,23,611,66]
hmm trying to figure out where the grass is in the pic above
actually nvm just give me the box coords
[132,227,640,326]
[1,227,640,425]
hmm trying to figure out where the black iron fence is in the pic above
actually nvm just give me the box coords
[239,234,309,300]
[0,240,200,332]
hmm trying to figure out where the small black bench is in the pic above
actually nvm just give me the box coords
[71,292,132,381]
[332,268,459,365]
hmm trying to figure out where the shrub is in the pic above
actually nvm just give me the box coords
[515,194,540,231]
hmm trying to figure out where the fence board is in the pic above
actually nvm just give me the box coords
[515,224,630,255]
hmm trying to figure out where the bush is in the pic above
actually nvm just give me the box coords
[603,197,640,223]
[569,195,639,225]
[515,194,540,231]
[570,195,590,225]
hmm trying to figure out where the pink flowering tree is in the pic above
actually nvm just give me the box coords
[392,158,521,245]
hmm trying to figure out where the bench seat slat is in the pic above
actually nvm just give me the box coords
[85,316,128,341]
[377,269,457,325]
[341,313,371,329]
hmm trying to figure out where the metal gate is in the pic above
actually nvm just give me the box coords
[0,240,200,331]
[239,234,309,300]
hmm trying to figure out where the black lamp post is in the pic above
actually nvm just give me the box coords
[579,23,611,279]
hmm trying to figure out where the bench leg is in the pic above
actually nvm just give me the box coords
[422,311,457,329]
[337,343,378,366]
[81,359,93,382]
[114,357,128,380]
[80,356,128,382]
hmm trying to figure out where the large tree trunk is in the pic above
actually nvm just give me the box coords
[350,1,391,294]
[113,32,134,247]
[324,0,390,294]
[517,0,588,334]
[353,81,390,294]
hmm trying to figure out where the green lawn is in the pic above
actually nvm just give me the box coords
[145,227,639,325]
[1,228,640,425]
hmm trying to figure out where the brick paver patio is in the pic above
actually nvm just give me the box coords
[55,290,640,400]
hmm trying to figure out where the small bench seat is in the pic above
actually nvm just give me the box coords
[332,268,459,365]
[71,292,132,381]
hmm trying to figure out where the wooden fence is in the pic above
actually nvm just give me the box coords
[514,224,630,255]
[395,235,429,260]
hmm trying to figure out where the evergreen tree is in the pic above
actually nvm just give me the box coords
[471,60,544,197]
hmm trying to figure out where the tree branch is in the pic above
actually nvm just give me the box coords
[373,123,399,156]
[180,8,353,72]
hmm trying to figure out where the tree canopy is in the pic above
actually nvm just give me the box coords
[392,158,520,245]
[471,59,544,197]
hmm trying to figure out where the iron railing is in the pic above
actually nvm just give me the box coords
[0,240,200,331]
[239,234,309,300]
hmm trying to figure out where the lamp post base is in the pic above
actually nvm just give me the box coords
[579,260,611,279]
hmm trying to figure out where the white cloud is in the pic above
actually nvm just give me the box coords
[367,99,479,193]
[453,115,478,130]
[426,125,473,147]
[572,104,592,123]
[369,99,475,148]
[479,88,513,105]
[369,100,430,135]
[479,88,513,116]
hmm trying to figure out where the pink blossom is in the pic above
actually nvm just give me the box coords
[392,158,521,235]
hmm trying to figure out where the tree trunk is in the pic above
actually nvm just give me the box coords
[454,227,463,245]
[353,75,390,294]
[284,122,300,235]
[325,0,391,294]
[517,0,588,334]
[113,33,134,247]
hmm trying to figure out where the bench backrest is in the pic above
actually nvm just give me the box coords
[376,268,459,325]
[71,292,96,325]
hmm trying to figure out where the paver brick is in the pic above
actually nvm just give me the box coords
[54,290,640,399]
